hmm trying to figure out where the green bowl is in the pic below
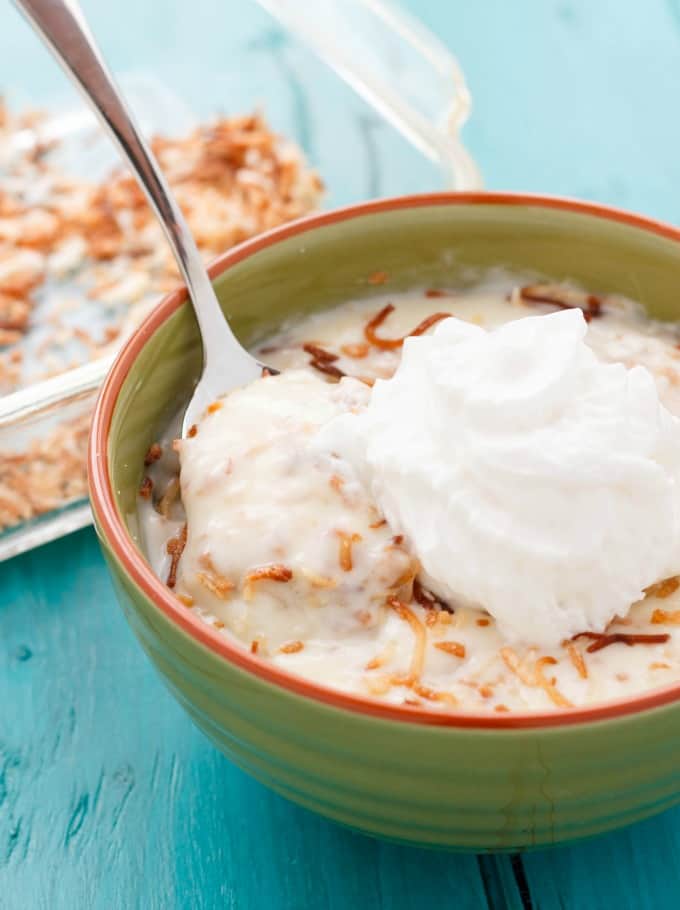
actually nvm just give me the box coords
[89,193,680,851]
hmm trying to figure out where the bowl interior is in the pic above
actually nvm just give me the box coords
[108,198,680,551]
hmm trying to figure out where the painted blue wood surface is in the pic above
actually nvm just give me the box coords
[3,1,680,907]
[1,531,501,909]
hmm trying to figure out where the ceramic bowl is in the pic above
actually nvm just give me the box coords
[89,193,680,851]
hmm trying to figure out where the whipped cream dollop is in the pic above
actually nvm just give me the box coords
[318,309,680,646]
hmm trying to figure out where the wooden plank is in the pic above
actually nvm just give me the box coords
[522,811,680,910]
[479,855,527,910]
[0,530,492,909]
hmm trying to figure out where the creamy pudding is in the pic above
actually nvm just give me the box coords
[139,275,680,712]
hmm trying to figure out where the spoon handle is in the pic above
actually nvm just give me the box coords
[13,0,243,368]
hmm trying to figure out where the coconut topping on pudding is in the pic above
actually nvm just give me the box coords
[139,276,680,712]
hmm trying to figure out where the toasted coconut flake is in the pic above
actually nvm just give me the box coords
[196,553,235,599]
[645,576,680,599]
[565,641,588,679]
[387,597,426,686]
[425,288,451,298]
[434,640,466,659]
[337,531,362,572]
[144,442,162,465]
[406,313,454,337]
[518,284,602,322]
[389,557,419,599]
[166,524,187,589]
[176,593,194,607]
[573,631,670,653]
[534,656,573,708]
[340,342,369,358]
[502,648,572,706]
[303,342,338,362]
[196,573,233,599]
[156,477,180,519]
[243,563,293,600]
[364,303,451,350]
[309,358,346,381]
[500,647,538,686]
[280,640,304,654]
[651,608,680,625]
[363,304,401,349]
[411,682,457,706]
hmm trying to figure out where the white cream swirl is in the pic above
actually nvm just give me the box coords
[318,309,680,646]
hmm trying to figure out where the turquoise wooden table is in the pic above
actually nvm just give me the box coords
[4,1,680,907]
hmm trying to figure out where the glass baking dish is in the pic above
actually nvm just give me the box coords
[0,0,480,561]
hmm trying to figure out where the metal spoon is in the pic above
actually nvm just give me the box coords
[14,0,268,435]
